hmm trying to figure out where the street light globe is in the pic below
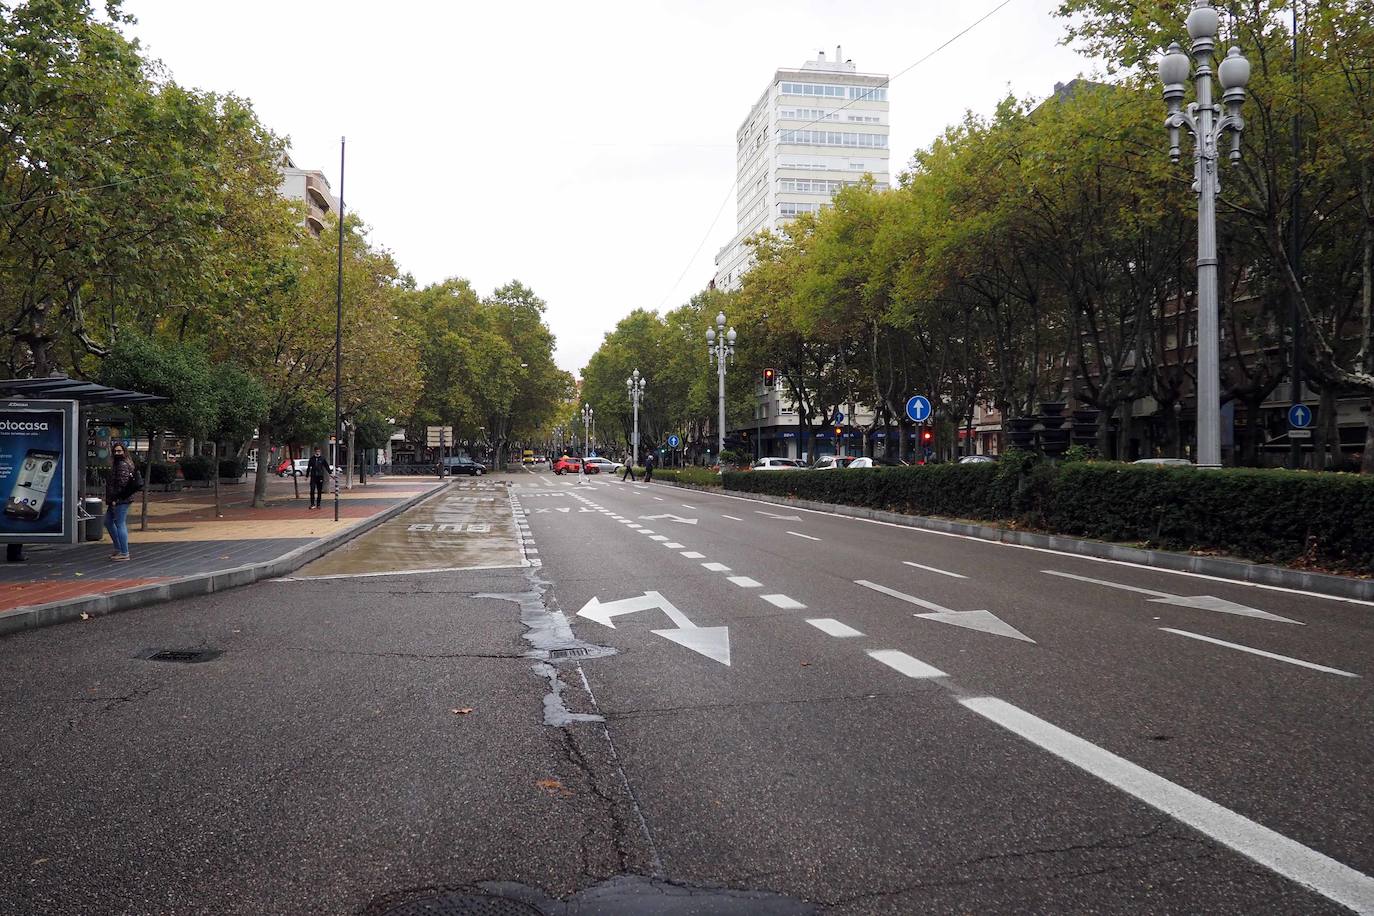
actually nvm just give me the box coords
[726,327,737,344]
[1218,46,1251,89]
[706,327,716,343]
[1159,42,1190,87]
[1185,2,1218,41]
[716,312,727,329]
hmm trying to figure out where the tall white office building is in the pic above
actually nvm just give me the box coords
[713,48,890,291]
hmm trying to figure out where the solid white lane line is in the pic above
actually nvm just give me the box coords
[664,542,685,549]
[787,531,821,541]
[961,695,1374,913]
[807,618,864,638]
[1044,569,1171,598]
[761,594,805,609]
[702,562,731,572]
[728,576,763,588]
[854,579,955,614]
[1160,628,1359,678]
[867,650,947,679]
[903,560,967,579]
[721,515,743,521]
[681,551,705,559]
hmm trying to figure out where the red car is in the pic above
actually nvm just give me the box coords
[552,457,597,475]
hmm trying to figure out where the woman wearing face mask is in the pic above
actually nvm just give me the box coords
[104,444,142,561]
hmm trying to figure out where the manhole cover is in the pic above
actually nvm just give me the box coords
[139,648,222,664]
[548,647,590,659]
[375,891,541,916]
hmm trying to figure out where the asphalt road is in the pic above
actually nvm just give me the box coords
[2,471,1371,915]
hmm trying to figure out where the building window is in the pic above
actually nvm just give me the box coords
[778,129,888,149]
[778,82,887,102]
[779,201,822,217]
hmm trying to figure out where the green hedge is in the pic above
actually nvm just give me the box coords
[178,455,214,482]
[723,462,1374,571]
[137,461,175,486]
[652,467,722,487]
[218,458,245,478]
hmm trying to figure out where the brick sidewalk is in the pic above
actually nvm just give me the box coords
[0,474,444,614]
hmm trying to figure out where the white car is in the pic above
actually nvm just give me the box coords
[847,457,874,469]
[1132,458,1194,467]
[584,457,624,474]
[810,455,855,470]
[750,457,804,471]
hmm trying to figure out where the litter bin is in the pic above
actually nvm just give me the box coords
[83,497,105,542]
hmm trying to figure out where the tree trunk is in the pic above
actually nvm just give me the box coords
[1363,396,1374,475]
[253,429,273,508]
[139,426,152,531]
[213,441,222,518]
[1316,385,1339,470]
[346,425,355,489]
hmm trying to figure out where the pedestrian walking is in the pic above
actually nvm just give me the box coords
[644,451,656,483]
[305,446,330,509]
[104,444,142,561]
[621,458,637,482]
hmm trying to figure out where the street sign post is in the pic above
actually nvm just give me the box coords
[1287,404,1312,429]
[905,396,932,423]
[667,434,680,448]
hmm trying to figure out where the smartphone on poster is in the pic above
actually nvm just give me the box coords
[5,449,61,521]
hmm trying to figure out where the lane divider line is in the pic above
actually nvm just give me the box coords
[702,562,731,572]
[867,650,947,679]
[1159,628,1359,678]
[787,531,821,541]
[761,594,805,609]
[807,618,864,638]
[903,560,967,579]
[727,576,763,589]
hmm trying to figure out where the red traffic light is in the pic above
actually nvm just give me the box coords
[763,367,777,388]
[920,427,934,443]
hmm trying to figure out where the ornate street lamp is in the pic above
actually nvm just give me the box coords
[580,403,593,482]
[705,311,736,459]
[626,369,646,467]
[1160,0,1250,467]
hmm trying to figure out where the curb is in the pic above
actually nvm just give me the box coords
[0,482,451,638]
[651,480,1374,603]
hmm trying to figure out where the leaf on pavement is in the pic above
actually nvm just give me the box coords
[79,613,90,620]
[451,707,474,715]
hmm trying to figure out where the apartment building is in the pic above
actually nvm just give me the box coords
[713,48,890,292]
[277,155,337,237]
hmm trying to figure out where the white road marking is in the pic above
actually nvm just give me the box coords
[1160,628,1359,678]
[722,515,743,521]
[854,579,955,614]
[961,695,1374,913]
[867,650,947,679]
[681,551,705,559]
[787,531,821,541]
[681,504,696,510]
[916,609,1035,643]
[1044,570,1300,624]
[903,561,967,579]
[807,618,864,638]
[627,524,643,529]
[653,496,665,501]
[664,542,685,549]
[728,576,763,588]
[761,594,805,609]
[702,562,731,572]
[638,529,656,535]
[651,535,669,542]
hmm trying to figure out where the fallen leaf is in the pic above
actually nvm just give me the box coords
[536,778,562,792]
[79,613,90,620]
[451,707,474,715]
[800,661,811,667]
[74,572,83,577]
[31,858,48,866]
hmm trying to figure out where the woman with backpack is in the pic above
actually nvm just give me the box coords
[104,443,142,561]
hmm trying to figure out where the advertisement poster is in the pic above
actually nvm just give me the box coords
[0,400,78,542]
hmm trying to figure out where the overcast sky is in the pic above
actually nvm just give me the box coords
[121,0,1096,375]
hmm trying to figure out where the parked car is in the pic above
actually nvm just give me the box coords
[810,455,855,470]
[441,455,487,476]
[281,458,338,477]
[958,455,999,465]
[584,457,623,474]
[1132,457,1194,467]
[750,457,804,471]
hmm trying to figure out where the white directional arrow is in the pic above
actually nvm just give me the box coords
[756,510,803,521]
[575,591,730,665]
[1042,570,1300,624]
[854,580,1034,643]
[639,513,698,525]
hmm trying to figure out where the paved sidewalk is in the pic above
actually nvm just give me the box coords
[0,475,445,616]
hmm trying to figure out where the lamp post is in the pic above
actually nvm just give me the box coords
[626,369,646,467]
[1159,0,1250,468]
[580,403,593,483]
[705,311,736,460]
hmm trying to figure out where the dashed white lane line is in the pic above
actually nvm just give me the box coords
[787,531,821,541]
[721,515,743,521]
[681,504,696,510]
[650,535,669,542]
[702,562,731,572]
[961,695,1374,914]
[855,579,955,614]
[627,524,643,529]
[903,560,967,579]
[653,496,665,501]
[681,551,706,559]
[638,530,656,535]
[1160,628,1360,678]
[761,594,805,609]
[867,650,947,679]
[807,618,864,638]
[728,576,763,588]
[664,542,685,549]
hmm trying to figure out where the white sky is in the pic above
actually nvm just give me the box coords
[121,0,1095,374]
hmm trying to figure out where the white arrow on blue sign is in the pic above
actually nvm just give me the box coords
[1288,404,1313,429]
[667,434,681,448]
[906,395,932,423]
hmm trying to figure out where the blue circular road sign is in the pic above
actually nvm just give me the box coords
[667,434,681,448]
[1288,404,1313,429]
[905,395,932,423]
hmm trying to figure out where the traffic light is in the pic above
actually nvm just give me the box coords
[762,367,777,389]
[920,426,934,445]
[834,426,843,438]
